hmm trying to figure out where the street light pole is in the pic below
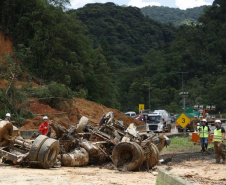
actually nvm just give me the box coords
[178,72,188,112]
[145,77,151,111]
[178,72,189,136]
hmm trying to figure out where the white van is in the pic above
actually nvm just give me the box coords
[124,111,136,117]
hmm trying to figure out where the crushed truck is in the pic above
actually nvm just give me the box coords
[146,110,172,133]
[0,112,171,171]
[0,121,60,168]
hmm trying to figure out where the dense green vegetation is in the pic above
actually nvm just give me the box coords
[0,0,226,122]
[141,5,208,25]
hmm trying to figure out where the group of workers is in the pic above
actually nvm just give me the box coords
[197,119,225,164]
[3,113,51,136]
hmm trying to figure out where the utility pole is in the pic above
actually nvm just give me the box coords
[144,77,151,111]
[178,72,189,136]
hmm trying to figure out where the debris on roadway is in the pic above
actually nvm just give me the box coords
[0,112,171,171]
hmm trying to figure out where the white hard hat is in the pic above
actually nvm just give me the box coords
[215,119,221,123]
[6,113,11,117]
[201,119,207,122]
[43,116,48,120]
[197,123,200,126]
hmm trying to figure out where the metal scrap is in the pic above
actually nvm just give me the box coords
[0,112,170,171]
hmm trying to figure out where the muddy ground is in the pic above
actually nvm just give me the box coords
[0,148,225,185]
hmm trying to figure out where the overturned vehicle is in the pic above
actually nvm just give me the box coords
[0,112,170,171]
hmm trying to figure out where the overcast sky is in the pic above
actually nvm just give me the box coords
[68,0,214,10]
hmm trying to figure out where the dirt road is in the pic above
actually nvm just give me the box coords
[1,150,226,185]
[160,151,226,185]
[0,163,157,185]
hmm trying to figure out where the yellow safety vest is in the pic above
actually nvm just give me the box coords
[200,126,208,138]
[213,128,223,142]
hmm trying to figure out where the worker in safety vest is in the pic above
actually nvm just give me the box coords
[196,122,200,132]
[198,119,211,152]
[213,120,225,163]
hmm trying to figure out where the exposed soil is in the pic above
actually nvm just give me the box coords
[20,98,144,130]
[0,30,13,59]
[159,150,226,185]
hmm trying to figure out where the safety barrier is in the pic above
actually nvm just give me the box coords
[156,168,193,185]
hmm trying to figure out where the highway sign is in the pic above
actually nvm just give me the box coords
[139,104,144,113]
[176,113,190,128]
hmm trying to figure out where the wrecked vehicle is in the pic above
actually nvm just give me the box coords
[0,121,60,169]
[50,112,170,171]
[0,112,170,171]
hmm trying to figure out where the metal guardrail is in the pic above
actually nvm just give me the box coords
[20,130,41,139]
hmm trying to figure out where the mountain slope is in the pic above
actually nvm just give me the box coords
[72,3,176,67]
[141,6,209,25]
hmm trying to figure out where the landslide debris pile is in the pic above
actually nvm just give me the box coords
[21,98,144,130]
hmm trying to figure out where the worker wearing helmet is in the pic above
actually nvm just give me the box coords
[196,122,200,132]
[198,119,211,153]
[213,120,225,163]
[4,113,11,122]
[39,116,50,136]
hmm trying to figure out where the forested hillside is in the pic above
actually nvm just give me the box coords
[141,6,209,25]
[0,0,226,123]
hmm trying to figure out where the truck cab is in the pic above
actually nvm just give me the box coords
[146,110,171,133]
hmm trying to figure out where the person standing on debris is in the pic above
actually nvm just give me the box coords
[213,120,225,163]
[99,114,106,127]
[39,116,51,136]
[198,119,211,152]
[4,113,11,122]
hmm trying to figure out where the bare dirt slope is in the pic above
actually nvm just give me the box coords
[0,30,13,59]
[20,98,144,130]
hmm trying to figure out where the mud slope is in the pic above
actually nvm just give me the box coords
[20,98,144,130]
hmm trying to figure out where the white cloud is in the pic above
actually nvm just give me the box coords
[128,0,161,8]
[175,0,211,10]
[69,0,106,9]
